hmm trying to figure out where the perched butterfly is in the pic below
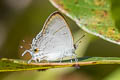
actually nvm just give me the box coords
[22,11,84,63]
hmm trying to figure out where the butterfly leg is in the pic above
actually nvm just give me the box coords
[34,59,38,63]
[59,57,63,63]
[71,56,73,63]
[28,58,32,64]
[72,54,80,69]
[73,54,78,62]
[22,50,32,56]
[38,58,41,62]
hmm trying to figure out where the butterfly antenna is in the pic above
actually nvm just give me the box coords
[74,34,85,49]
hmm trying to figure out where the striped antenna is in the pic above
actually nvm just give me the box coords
[74,34,85,49]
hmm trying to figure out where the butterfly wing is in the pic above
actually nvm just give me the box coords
[32,12,75,60]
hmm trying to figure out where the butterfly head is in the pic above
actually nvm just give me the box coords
[33,48,39,53]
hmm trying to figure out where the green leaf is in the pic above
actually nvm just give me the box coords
[49,0,120,45]
[1,57,120,72]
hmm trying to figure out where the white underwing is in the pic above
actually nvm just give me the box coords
[22,11,78,63]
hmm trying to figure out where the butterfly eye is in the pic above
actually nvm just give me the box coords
[34,48,39,52]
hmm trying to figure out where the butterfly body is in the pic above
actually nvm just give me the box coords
[22,11,78,63]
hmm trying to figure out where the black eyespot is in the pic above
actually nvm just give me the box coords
[34,49,37,52]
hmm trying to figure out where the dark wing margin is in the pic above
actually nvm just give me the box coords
[42,11,74,42]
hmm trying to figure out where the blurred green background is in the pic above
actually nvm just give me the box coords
[0,0,120,80]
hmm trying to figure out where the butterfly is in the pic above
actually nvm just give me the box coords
[22,11,84,63]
